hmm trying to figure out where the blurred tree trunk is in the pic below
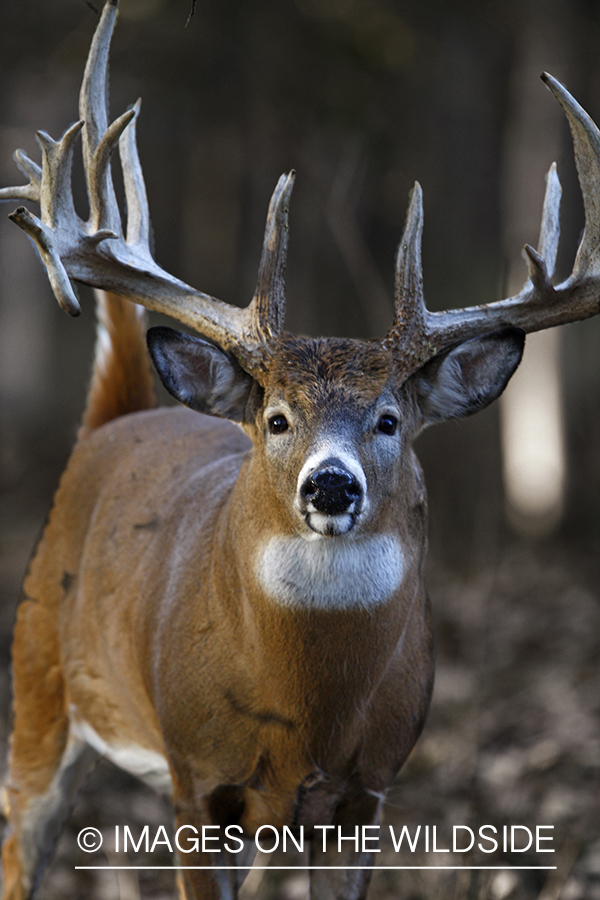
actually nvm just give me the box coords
[500,0,576,536]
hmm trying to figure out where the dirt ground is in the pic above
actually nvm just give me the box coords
[0,477,598,900]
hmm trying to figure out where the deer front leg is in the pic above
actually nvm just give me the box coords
[174,835,256,900]
[171,779,256,900]
[308,791,383,900]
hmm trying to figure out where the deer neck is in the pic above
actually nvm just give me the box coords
[209,453,426,711]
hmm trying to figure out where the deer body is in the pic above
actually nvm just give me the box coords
[34,396,432,822]
[9,337,438,899]
[3,2,600,898]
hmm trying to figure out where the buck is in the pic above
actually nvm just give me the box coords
[1,2,600,899]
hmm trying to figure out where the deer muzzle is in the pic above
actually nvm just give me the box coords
[298,457,365,536]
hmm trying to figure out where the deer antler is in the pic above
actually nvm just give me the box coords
[385,73,600,380]
[0,0,292,382]
[2,0,600,383]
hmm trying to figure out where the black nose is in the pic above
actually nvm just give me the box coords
[301,466,362,515]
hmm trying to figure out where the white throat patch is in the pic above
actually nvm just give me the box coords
[256,534,405,610]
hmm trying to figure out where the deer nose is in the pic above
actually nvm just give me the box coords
[301,466,362,515]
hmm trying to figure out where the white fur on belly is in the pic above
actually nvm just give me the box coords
[256,534,405,610]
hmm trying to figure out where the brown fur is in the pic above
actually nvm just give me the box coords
[79,290,156,439]
[268,337,393,406]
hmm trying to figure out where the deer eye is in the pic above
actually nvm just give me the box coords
[268,414,289,435]
[377,414,398,436]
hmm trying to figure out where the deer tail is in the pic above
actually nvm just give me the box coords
[78,290,157,440]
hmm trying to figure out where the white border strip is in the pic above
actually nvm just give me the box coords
[76,865,557,871]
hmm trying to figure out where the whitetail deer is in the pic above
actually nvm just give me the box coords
[1,2,600,898]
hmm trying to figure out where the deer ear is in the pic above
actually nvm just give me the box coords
[147,326,256,422]
[413,327,525,426]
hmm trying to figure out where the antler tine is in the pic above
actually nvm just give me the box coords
[249,172,295,345]
[79,0,122,235]
[88,107,136,234]
[382,183,430,374]
[4,118,87,316]
[8,205,83,316]
[532,160,561,280]
[385,75,600,381]
[542,73,600,276]
[119,98,152,255]
[0,0,291,382]
[36,122,85,230]
[0,150,41,203]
